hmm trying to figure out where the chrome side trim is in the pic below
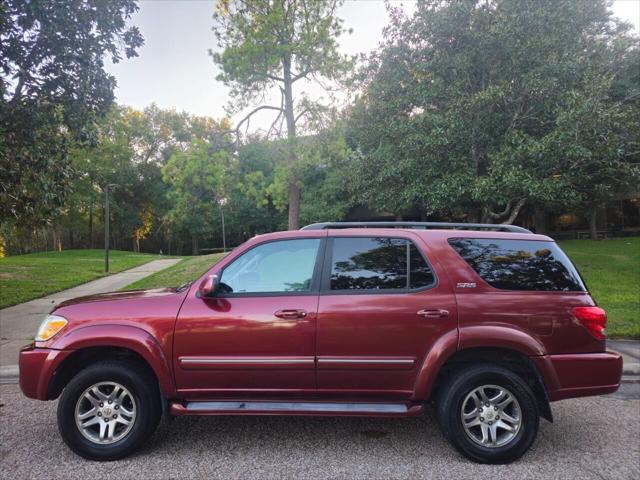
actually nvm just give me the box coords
[318,358,414,364]
[186,401,408,413]
[180,358,315,365]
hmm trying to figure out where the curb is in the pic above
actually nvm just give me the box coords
[0,365,18,383]
[622,363,640,376]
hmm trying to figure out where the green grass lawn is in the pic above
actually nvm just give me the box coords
[560,238,639,339]
[0,249,169,309]
[123,253,226,290]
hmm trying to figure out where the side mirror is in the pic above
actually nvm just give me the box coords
[198,274,219,298]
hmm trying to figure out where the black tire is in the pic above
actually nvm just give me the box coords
[57,360,161,461]
[436,363,539,464]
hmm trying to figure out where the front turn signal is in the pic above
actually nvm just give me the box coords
[35,315,68,342]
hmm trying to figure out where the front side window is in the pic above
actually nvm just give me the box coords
[448,238,586,292]
[329,237,435,291]
[219,239,321,293]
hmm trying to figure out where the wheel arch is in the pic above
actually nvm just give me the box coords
[425,346,553,422]
[49,325,175,399]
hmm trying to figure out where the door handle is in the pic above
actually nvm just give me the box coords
[274,309,308,319]
[417,309,449,318]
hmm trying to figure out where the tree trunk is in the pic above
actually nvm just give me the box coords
[534,206,547,234]
[282,55,300,230]
[192,235,199,255]
[287,181,300,230]
[480,207,490,224]
[589,208,598,240]
[471,141,481,175]
[88,203,94,248]
[502,198,527,225]
[53,227,62,251]
[484,198,527,225]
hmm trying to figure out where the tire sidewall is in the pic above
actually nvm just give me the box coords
[439,365,539,464]
[57,361,160,461]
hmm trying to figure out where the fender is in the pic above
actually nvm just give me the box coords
[412,325,548,401]
[458,325,547,356]
[52,324,176,398]
[412,329,459,400]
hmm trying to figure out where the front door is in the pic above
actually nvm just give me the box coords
[316,233,457,399]
[174,237,324,398]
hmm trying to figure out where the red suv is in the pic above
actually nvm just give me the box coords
[19,222,622,463]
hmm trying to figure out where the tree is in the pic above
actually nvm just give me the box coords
[0,0,143,225]
[347,0,639,226]
[64,105,234,254]
[163,140,233,254]
[532,76,639,238]
[211,0,352,229]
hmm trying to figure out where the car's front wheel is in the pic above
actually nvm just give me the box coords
[57,360,161,460]
[436,364,540,464]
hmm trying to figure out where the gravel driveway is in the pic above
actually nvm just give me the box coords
[1,383,638,480]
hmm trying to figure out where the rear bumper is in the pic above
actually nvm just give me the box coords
[19,344,72,400]
[533,352,623,401]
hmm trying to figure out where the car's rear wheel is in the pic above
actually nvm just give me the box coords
[436,363,539,464]
[57,360,161,460]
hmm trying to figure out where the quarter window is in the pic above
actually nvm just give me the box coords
[219,239,321,293]
[409,243,434,289]
[329,237,435,291]
[448,238,586,292]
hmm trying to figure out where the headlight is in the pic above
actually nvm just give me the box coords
[35,315,68,341]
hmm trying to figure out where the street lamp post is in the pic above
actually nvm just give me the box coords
[218,197,228,253]
[104,184,117,273]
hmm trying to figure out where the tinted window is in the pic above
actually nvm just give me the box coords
[410,243,435,288]
[331,237,406,290]
[329,237,435,291]
[449,238,586,291]
[220,239,320,293]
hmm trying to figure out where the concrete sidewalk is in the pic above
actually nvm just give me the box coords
[609,339,640,379]
[0,258,180,368]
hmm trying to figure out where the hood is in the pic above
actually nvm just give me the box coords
[55,287,182,309]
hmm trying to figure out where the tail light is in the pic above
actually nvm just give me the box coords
[572,306,607,340]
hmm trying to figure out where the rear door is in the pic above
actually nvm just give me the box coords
[316,232,457,399]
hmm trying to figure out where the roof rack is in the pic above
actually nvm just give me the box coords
[300,221,532,233]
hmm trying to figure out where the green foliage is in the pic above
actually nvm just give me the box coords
[0,0,143,224]
[163,139,233,246]
[298,125,355,223]
[347,0,640,222]
[3,0,638,260]
[0,249,166,309]
[212,0,351,110]
[212,0,353,228]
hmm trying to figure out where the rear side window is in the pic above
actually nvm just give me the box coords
[329,237,435,291]
[449,238,586,292]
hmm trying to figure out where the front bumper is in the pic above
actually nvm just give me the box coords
[533,352,623,401]
[19,344,72,400]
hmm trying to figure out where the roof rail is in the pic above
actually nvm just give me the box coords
[300,221,532,233]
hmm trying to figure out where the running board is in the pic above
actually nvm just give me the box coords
[170,401,423,417]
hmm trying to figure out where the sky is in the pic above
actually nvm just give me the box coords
[105,0,640,131]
